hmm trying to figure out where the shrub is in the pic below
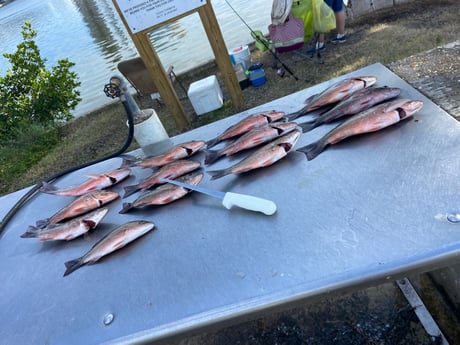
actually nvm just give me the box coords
[0,20,81,140]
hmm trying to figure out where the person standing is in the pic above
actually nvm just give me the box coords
[308,0,347,52]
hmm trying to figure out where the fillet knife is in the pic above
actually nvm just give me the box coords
[160,178,277,215]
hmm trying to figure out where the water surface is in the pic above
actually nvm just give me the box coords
[0,0,271,116]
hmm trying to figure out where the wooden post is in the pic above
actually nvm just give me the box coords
[198,2,245,109]
[130,32,189,131]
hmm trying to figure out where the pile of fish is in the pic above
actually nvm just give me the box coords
[19,74,424,277]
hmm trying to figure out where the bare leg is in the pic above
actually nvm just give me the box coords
[335,10,346,35]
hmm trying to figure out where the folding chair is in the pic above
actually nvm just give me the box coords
[117,57,187,105]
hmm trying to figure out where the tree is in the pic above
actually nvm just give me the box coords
[0,21,81,140]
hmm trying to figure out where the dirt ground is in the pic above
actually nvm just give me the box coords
[169,279,434,345]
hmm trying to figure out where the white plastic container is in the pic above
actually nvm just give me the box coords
[127,108,169,148]
[187,75,223,115]
[229,45,251,70]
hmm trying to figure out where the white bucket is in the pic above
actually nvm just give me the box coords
[127,108,169,148]
[229,45,251,70]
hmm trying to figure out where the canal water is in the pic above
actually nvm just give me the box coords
[0,0,272,117]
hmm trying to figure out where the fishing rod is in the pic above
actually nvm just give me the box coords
[223,0,301,81]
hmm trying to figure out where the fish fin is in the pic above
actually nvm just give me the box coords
[206,137,220,149]
[296,140,326,161]
[84,173,101,179]
[303,93,316,105]
[203,149,221,165]
[35,218,49,229]
[298,120,319,133]
[123,185,140,198]
[20,225,40,238]
[120,155,137,168]
[207,169,229,180]
[119,202,133,214]
[39,181,58,194]
[284,109,303,121]
[63,257,84,277]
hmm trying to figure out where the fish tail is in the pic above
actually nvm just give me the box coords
[119,202,133,214]
[284,109,304,121]
[63,257,84,277]
[298,120,318,133]
[203,149,221,165]
[123,185,140,198]
[20,225,40,238]
[296,140,327,161]
[39,181,58,194]
[206,137,220,149]
[207,168,230,180]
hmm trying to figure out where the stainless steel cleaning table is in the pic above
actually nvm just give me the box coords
[1,63,459,344]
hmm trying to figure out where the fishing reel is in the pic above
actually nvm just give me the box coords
[103,76,122,99]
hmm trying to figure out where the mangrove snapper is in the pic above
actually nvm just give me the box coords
[63,220,155,276]
[39,168,131,196]
[206,111,286,148]
[36,190,119,228]
[122,140,205,169]
[299,87,401,132]
[286,76,377,120]
[207,128,301,180]
[21,207,108,241]
[123,159,201,198]
[296,99,424,160]
[119,172,203,213]
[204,122,299,165]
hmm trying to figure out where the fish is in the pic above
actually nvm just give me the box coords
[123,159,201,198]
[36,190,119,228]
[296,99,424,160]
[285,76,377,121]
[298,86,401,132]
[63,220,155,276]
[21,207,109,241]
[121,140,205,169]
[39,168,131,196]
[119,172,204,214]
[206,111,286,148]
[207,128,301,180]
[204,122,299,165]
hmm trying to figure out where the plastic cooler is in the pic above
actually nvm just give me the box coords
[248,63,266,87]
[187,75,223,115]
[229,45,251,70]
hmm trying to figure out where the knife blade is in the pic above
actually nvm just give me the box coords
[160,177,277,215]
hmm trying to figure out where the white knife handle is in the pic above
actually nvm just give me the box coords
[222,192,277,215]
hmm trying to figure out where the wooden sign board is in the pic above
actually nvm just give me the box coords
[116,0,206,34]
[112,0,243,131]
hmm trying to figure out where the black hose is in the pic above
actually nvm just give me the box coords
[0,99,135,237]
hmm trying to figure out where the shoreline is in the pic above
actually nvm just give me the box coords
[73,0,422,119]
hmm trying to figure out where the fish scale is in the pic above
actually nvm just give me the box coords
[204,121,299,165]
[297,99,424,160]
[206,111,286,148]
[285,76,377,121]
[36,190,119,228]
[207,128,301,180]
[122,159,201,198]
[63,220,155,276]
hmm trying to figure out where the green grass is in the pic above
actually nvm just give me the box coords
[0,124,59,193]
[1,0,458,196]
